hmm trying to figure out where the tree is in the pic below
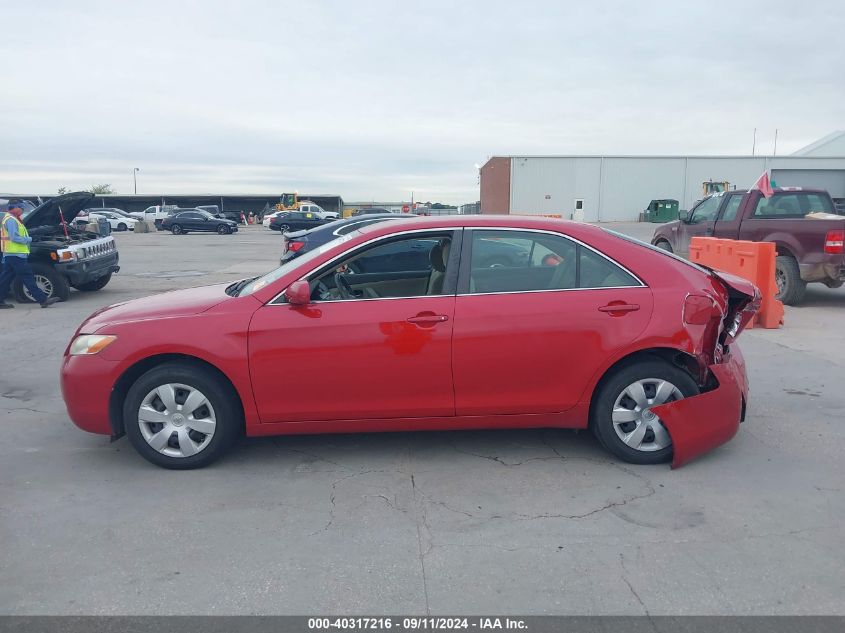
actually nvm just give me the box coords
[89,184,115,194]
[57,186,69,195]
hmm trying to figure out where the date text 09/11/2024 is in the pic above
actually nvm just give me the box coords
[307,617,528,630]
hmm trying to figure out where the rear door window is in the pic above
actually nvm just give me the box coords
[463,230,639,294]
[753,193,834,217]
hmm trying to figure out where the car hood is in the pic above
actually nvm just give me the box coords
[81,283,233,331]
[23,192,95,228]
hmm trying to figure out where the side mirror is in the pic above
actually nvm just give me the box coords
[284,280,311,305]
[678,210,690,222]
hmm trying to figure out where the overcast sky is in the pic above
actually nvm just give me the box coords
[1,0,843,203]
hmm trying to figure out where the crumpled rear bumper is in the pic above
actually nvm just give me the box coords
[651,347,747,468]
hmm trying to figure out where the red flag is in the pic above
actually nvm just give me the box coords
[752,171,774,198]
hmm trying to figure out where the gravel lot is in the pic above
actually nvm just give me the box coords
[1,223,843,615]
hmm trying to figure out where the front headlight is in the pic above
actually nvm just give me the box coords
[69,334,117,355]
[55,248,78,262]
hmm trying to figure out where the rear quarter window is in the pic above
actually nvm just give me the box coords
[752,193,834,217]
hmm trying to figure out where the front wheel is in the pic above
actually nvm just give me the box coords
[117,222,128,231]
[591,359,699,465]
[775,255,806,306]
[217,224,230,235]
[13,263,71,303]
[171,224,184,235]
[123,363,242,469]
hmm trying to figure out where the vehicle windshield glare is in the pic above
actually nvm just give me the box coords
[237,231,360,296]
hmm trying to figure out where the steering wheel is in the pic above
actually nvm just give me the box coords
[335,272,354,299]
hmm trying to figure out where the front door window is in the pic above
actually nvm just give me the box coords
[306,232,456,301]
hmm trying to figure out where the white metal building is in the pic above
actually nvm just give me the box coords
[479,131,845,221]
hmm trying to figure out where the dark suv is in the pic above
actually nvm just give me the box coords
[6,192,120,302]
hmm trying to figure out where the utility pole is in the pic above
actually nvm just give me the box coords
[752,128,756,156]
[773,129,778,156]
[133,167,140,194]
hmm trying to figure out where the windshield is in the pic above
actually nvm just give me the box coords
[237,231,359,296]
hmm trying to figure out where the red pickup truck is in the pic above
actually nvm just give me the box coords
[651,188,845,305]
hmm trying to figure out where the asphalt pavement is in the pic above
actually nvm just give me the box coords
[1,223,843,615]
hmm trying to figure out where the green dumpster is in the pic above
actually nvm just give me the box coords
[645,199,679,223]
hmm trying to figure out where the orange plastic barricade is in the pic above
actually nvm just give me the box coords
[688,237,784,329]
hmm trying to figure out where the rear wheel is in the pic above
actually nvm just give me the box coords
[74,273,112,292]
[124,363,242,469]
[171,224,184,235]
[13,263,71,303]
[654,240,673,253]
[775,255,806,306]
[278,223,291,232]
[591,359,699,465]
[117,222,128,231]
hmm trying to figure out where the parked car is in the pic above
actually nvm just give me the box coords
[61,216,759,469]
[352,207,392,216]
[11,192,120,302]
[280,213,413,263]
[651,187,845,305]
[263,210,287,229]
[269,210,331,232]
[86,210,139,231]
[160,210,239,235]
[129,205,178,229]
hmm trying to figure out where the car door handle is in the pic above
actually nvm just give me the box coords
[598,303,640,313]
[407,313,449,325]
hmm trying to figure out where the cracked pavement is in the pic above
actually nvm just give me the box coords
[1,225,843,614]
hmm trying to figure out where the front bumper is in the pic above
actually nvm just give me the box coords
[651,346,748,468]
[60,354,117,436]
[57,252,120,286]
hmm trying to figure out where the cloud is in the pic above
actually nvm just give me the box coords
[1,0,843,202]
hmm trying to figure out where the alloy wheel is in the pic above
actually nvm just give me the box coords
[23,275,54,301]
[137,383,217,458]
[611,378,681,452]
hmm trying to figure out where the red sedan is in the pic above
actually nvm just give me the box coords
[61,216,760,469]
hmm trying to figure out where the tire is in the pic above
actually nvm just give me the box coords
[13,263,71,303]
[217,224,230,235]
[278,224,291,232]
[117,223,128,231]
[123,362,242,469]
[775,255,806,306]
[591,359,699,465]
[654,240,673,253]
[74,273,112,292]
[171,224,183,235]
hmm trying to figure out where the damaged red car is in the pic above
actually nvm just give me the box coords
[61,217,759,469]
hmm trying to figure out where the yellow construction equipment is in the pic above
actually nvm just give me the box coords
[702,180,730,196]
[275,192,298,212]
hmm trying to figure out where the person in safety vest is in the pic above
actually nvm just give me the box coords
[0,201,60,308]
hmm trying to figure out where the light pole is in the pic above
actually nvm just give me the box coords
[133,168,140,194]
